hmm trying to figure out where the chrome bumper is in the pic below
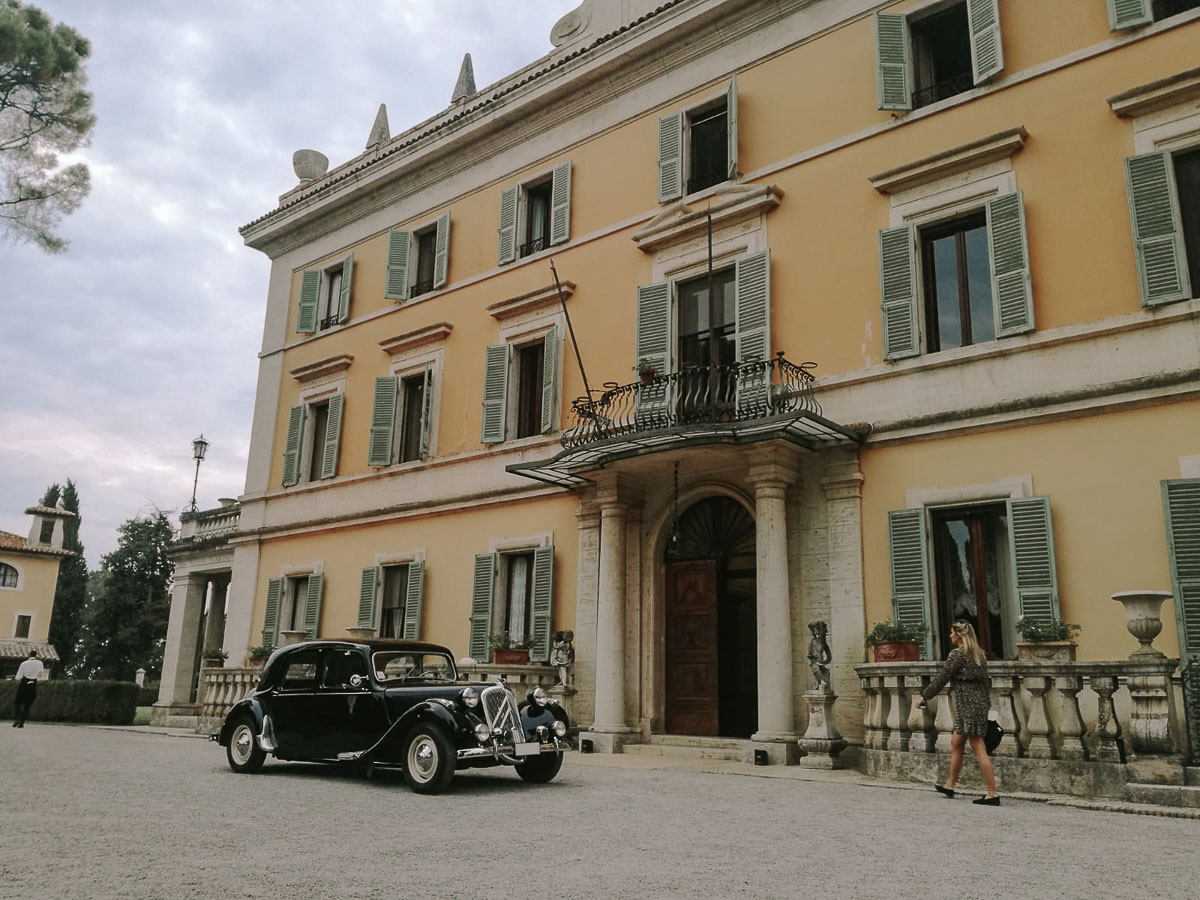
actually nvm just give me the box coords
[456,738,568,762]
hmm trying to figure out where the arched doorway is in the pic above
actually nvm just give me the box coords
[663,496,757,737]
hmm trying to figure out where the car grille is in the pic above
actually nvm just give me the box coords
[480,684,525,741]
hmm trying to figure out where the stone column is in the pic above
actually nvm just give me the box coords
[747,445,800,754]
[155,573,208,712]
[588,477,636,749]
[202,577,229,653]
[573,497,601,729]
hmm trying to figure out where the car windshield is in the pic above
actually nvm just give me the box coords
[371,651,457,684]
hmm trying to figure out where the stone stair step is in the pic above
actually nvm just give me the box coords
[1125,783,1200,809]
[623,742,744,761]
[1185,767,1200,788]
[156,715,202,730]
[646,734,745,750]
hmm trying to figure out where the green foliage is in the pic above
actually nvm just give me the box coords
[42,479,88,675]
[202,647,228,660]
[864,620,924,647]
[137,681,159,706]
[76,509,175,681]
[1015,617,1080,643]
[489,632,532,650]
[0,679,138,724]
[0,0,95,251]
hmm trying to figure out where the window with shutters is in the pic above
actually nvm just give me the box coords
[385,214,450,303]
[919,212,994,351]
[515,340,546,439]
[874,1,1003,114]
[358,556,425,640]
[282,576,310,634]
[412,227,437,298]
[0,562,18,589]
[1111,0,1200,29]
[480,326,560,444]
[296,254,353,334]
[1123,146,1200,306]
[470,542,554,662]
[379,564,411,639]
[283,392,343,486]
[497,551,537,645]
[398,374,427,463]
[658,77,738,203]
[497,163,572,266]
[930,504,1012,659]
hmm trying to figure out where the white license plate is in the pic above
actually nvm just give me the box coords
[514,741,540,756]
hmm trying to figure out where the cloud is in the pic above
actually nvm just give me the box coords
[0,0,579,567]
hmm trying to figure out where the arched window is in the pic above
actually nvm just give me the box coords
[0,562,18,588]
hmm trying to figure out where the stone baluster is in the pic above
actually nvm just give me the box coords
[1024,675,1055,758]
[860,676,879,749]
[906,674,935,753]
[990,674,1022,757]
[884,673,909,751]
[873,675,892,750]
[1128,671,1178,756]
[932,686,954,754]
[1055,674,1088,760]
[1088,674,1126,763]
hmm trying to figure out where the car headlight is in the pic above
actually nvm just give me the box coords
[552,719,568,738]
[531,687,549,707]
[460,687,480,708]
[473,722,491,743]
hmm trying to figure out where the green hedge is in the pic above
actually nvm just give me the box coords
[138,682,160,706]
[0,679,139,725]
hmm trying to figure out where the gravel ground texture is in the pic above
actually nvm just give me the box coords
[2,723,1198,900]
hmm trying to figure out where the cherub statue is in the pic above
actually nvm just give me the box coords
[807,620,832,693]
[550,630,575,685]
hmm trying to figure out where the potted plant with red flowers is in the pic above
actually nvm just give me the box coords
[489,632,532,665]
[864,621,923,662]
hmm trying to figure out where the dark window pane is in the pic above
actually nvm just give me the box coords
[931,234,963,350]
[677,268,736,368]
[399,374,425,463]
[516,342,545,438]
[322,270,342,329]
[965,225,995,342]
[523,181,552,256]
[380,565,409,638]
[688,103,728,193]
[1154,0,1200,20]
[931,506,1008,659]
[413,229,436,296]
[308,403,329,482]
[910,3,973,109]
[1174,146,1200,298]
[15,615,31,639]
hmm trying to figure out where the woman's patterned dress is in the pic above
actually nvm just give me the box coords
[920,647,989,737]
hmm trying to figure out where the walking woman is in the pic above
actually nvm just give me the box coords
[916,621,1000,806]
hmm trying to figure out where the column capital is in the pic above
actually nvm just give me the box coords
[594,471,643,509]
[746,443,803,489]
[822,446,863,500]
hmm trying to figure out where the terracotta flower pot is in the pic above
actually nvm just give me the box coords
[871,640,920,662]
[1016,641,1076,662]
[492,648,530,665]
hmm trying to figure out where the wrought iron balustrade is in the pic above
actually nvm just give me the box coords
[912,72,974,109]
[518,237,548,259]
[561,353,819,450]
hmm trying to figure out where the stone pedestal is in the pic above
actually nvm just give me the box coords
[798,690,847,768]
[346,627,376,641]
[279,630,306,647]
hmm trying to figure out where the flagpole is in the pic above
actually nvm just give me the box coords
[549,259,594,403]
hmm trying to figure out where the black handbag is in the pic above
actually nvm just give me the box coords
[984,715,1003,754]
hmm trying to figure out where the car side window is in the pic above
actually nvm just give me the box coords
[279,650,320,691]
[320,648,366,689]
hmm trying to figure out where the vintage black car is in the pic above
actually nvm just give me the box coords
[213,639,569,793]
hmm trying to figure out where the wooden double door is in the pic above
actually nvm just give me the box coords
[664,559,757,737]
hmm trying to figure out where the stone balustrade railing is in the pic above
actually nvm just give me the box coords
[198,665,261,721]
[177,504,241,543]
[855,658,1187,763]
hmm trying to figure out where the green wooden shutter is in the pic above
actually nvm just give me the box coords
[303,573,324,640]
[986,191,1035,337]
[966,0,1004,84]
[368,376,397,466]
[658,111,684,203]
[1007,496,1060,624]
[263,577,284,649]
[385,229,411,300]
[319,393,343,479]
[879,225,919,360]
[888,509,932,660]
[1125,151,1192,306]
[402,560,426,640]
[418,363,434,460]
[336,254,354,323]
[357,566,379,630]
[282,404,305,486]
[297,270,320,333]
[469,553,496,660]
[433,213,450,289]
[529,546,554,663]
[735,250,771,416]
[481,344,509,444]
[635,282,672,425]
[540,326,559,434]
[726,74,738,181]
[874,13,911,112]
[1108,0,1152,31]
[1163,479,1200,663]
[550,162,572,246]
[498,186,517,265]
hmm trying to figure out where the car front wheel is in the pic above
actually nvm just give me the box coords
[403,723,456,794]
[226,716,266,774]
[516,750,563,784]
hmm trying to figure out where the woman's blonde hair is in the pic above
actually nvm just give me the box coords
[952,621,986,665]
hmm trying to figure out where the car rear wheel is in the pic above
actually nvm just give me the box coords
[516,750,563,784]
[403,723,456,794]
[226,716,266,774]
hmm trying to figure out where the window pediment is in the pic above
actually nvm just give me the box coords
[378,322,453,356]
[869,126,1028,195]
[290,354,354,383]
[487,282,575,321]
[633,184,782,253]
[1108,66,1200,119]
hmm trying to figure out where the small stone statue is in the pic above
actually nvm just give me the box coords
[551,630,575,685]
[807,620,832,693]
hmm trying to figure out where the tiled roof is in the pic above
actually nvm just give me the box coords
[0,639,60,662]
[0,530,73,557]
[239,1,686,234]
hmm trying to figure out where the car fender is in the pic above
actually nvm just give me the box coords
[373,700,463,758]
[217,698,265,747]
[519,699,569,735]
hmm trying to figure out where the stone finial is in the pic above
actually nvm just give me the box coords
[551,2,591,47]
[451,53,476,104]
[292,149,329,185]
[366,103,390,149]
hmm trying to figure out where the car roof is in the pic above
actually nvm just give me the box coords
[279,639,452,654]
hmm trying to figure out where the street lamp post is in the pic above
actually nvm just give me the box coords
[188,434,209,513]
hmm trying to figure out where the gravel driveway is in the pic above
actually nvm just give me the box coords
[2,723,1197,900]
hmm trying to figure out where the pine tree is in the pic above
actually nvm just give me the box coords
[45,479,88,675]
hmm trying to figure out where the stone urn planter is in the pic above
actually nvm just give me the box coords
[202,656,225,669]
[346,627,376,641]
[1016,641,1077,662]
[871,640,920,662]
[279,629,306,647]
[292,149,329,184]
[1112,590,1173,658]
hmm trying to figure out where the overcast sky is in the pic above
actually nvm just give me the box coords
[0,1,580,568]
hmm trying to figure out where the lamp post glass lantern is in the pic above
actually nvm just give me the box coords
[189,434,209,512]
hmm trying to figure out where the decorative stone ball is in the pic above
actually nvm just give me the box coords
[293,149,329,184]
